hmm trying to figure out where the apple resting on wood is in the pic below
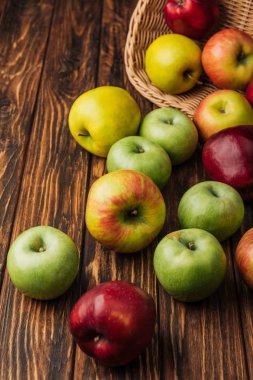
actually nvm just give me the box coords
[193,90,253,141]
[7,226,79,300]
[85,170,166,253]
[235,228,253,289]
[154,228,226,302]
[69,281,156,367]
[68,86,141,157]
[164,0,219,40]
[178,181,244,241]
[202,125,253,201]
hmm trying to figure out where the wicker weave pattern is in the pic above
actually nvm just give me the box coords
[124,0,253,117]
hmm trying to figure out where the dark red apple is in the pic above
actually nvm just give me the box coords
[69,281,156,367]
[202,125,253,201]
[164,0,219,40]
[246,79,253,107]
[235,228,253,288]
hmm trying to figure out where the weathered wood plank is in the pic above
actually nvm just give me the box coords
[0,0,102,379]
[0,0,54,288]
[158,149,249,380]
[232,207,253,379]
[72,1,159,379]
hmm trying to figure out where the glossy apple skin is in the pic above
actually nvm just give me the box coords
[145,34,202,94]
[139,107,198,165]
[202,125,253,201]
[235,228,253,289]
[164,0,219,40]
[106,136,172,189]
[245,79,253,107]
[68,86,141,157]
[69,281,156,367]
[154,228,226,302]
[85,170,166,253]
[202,29,253,90]
[7,226,79,300]
[193,90,253,141]
[178,181,245,241]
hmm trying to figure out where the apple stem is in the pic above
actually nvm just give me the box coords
[176,0,184,5]
[130,210,138,216]
[77,133,89,137]
[39,247,46,252]
[186,73,203,86]
[94,335,100,343]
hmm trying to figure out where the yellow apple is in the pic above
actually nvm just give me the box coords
[69,86,141,157]
[145,34,202,94]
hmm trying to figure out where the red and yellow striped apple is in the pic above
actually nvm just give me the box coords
[235,228,253,289]
[202,29,253,90]
[85,170,166,253]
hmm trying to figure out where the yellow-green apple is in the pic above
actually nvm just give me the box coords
[85,170,166,253]
[69,281,156,367]
[7,226,79,300]
[139,107,198,165]
[178,181,245,241]
[246,79,253,106]
[154,228,226,302]
[68,86,141,157]
[193,90,253,141]
[164,0,219,40]
[202,28,253,90]
[202,125,253,201]
[106,136,172,189]
[235,228,253,289]
[145,34,202,94]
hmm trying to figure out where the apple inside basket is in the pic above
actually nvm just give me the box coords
[124,0,253,117]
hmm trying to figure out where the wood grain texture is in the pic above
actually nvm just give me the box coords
[159,149,249,380]
[1,0,253,379]
[0,0,54,289]
[0,0,102,378]
[72,1,160,379]
[232,206,253,379]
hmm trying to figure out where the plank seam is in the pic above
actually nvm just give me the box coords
[0,0,57,297]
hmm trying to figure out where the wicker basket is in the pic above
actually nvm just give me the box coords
[124,0,253,117]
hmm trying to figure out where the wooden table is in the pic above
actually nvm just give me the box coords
[1,1,253,379]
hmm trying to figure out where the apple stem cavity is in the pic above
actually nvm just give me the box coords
[77,132,89,137]
[184,71,203,86]
[187,241,196,251]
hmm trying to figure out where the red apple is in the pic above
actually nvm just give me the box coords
[235,228,253,289]
[202,28,253,90]
[164,0,219,40]
[246,79,253,107]
[202,125,253,201]
[69,281,156,367]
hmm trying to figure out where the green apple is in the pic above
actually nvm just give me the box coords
[154,228,227,302]
[85,170,166,253]
[68,86,141,157]
[145,34,202,94]
[7,226,79,300]
[139,107,198,165]
[106,136,172,189]
[178,181,245,241]
[194,90,253,141]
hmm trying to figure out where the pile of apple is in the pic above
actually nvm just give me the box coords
[5,0,253,369]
